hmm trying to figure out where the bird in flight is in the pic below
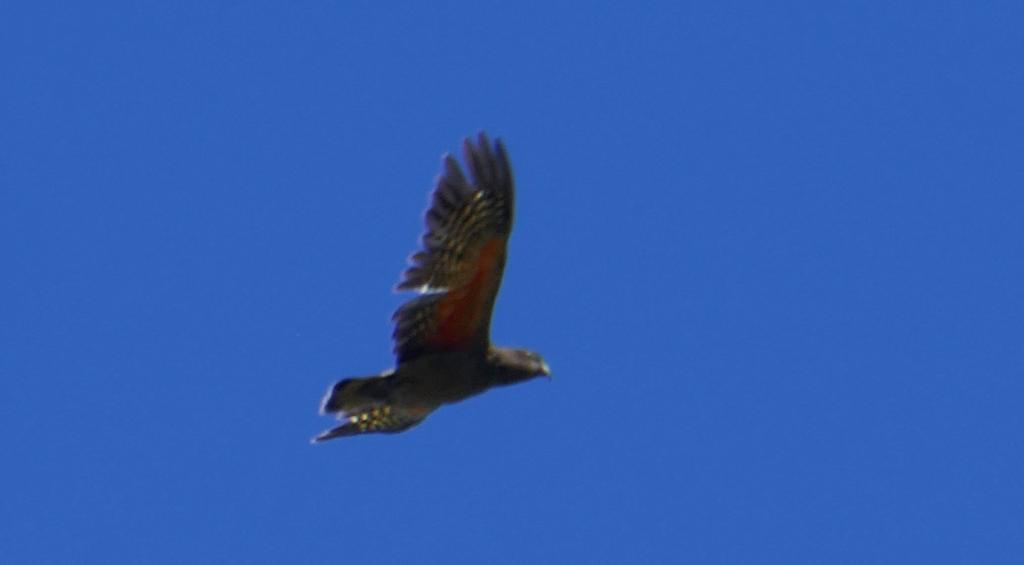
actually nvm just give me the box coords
[313,133,550,442]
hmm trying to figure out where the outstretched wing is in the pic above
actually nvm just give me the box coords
[312,404,427,441]
[392,133,515,363]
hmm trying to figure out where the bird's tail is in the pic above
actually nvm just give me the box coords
[318,373,392,415]
[313,373,428,442]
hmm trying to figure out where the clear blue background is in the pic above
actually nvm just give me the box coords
[2,2,1022,563]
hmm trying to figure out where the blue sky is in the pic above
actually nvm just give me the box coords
[2,2,1022,563]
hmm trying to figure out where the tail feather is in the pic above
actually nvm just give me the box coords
[319,374,392,415]
[313,372,430,442]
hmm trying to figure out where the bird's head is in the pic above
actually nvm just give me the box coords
[490,347,551,385]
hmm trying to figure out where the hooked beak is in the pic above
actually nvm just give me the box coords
[539,361,551,377]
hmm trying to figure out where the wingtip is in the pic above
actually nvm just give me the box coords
[311,427,335,444]
[466,131,503,152]
[311,425,349,443]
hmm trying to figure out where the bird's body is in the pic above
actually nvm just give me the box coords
[314,134,549,442]
[393,350,496,406]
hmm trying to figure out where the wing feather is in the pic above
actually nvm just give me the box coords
[392,133,515,362]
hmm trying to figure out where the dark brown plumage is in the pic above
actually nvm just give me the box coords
[313,133,549,442]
